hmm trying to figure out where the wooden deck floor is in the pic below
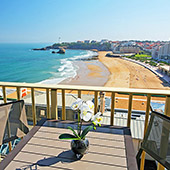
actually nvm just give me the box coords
[2,121,137,170]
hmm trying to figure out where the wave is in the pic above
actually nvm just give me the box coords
[70,50,98,61]
[39,61,77,85]
[39,50,96,85]
[58,59,73,72]
[39,59,78,85]
[38,77,66,84]
[59,59,78,78]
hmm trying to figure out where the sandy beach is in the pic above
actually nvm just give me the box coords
[60,51,170,90]
[59,60,110,86]
[98,51,170,89]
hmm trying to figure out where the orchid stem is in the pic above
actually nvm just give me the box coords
[80,119,82,136]
[78,110,80,136]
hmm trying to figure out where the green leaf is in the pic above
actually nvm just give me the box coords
[80,126,93,139]
[67,126,80,139]
[59,133,80,140]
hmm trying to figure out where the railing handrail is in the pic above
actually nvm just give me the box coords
[0,81,170,96]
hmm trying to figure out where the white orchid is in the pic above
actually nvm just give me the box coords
[80,102,93,121]
[71,99,94,122]
[71,98,83,110]
[86,100,94,113]
[59,99,103,142]
[91,112,102,126]
[71,99,102,124]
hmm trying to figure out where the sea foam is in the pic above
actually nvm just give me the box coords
[39,50,97,85]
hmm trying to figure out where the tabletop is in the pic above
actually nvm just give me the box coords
[0,120,138,170]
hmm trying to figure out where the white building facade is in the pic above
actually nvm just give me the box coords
[158,43,170,62]
[152,47,159,60]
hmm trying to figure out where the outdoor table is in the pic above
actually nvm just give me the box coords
[0,120,138,170]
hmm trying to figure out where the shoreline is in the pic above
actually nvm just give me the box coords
[59,59,110,86]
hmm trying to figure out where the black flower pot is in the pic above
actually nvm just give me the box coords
[71,139,89,157]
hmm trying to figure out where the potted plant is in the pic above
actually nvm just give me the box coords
[59,98,102,158]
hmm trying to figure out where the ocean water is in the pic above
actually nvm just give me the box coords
[0,43,97,84]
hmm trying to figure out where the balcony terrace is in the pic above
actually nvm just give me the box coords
[0,81,170,170]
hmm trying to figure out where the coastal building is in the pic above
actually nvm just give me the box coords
[77,40,84,43]
[84,40,91,43]
[111,43,121,53]
[151,46,159,60]
[119,46,140,53]
[144,47,152,52]
[91,40,97,43]
[158,43,170,62]
[111,41,141,54]
[100,39,109,44]
[122,41,136,46]
[111,42,118,51]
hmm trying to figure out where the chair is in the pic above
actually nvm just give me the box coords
[0,100,29,154]
[136,111,170,169]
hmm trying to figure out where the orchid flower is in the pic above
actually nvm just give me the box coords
[91,112,102,126]
[86,100,94,113]
[71,98,83,110]
[80,102,93,121]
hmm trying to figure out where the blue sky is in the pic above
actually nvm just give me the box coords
[0,0,170,43]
